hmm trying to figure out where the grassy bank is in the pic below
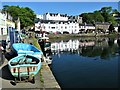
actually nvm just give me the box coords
[24,34,44,85]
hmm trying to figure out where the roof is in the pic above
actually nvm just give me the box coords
[79,24,94,26]
[95,22,110,25]
[46,12,67,17]
[36,19,77,24]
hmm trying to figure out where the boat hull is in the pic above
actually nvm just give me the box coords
[11,43,43,58]
[8,55,42,78]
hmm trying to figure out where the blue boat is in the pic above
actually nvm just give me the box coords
[11,43,43,58]
[8,54,42,84]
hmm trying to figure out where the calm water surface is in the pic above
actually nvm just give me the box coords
[50,37,119,88]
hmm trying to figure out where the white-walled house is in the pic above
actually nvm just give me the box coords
[36,13,68,21]
[35,13,79,34]
[16,17,21,31]
[68,21,79,34]
[0,11,7,35]
[36,14,44,20]
[43,13,68,21]
[68,15,82,24]
[35,20,79,34]
[6,13,15,33]
[79,23,95,33]
[0,11,17,36]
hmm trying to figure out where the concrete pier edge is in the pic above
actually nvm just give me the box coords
[25,35,61,89]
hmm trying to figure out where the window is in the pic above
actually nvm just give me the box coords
[51,27,55,29]
[1,28,3,35]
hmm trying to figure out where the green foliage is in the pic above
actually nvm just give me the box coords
[2,5,9,13]
[99,7,117,24]
[2,5,36,29]
[93,11,104,22]
[80,6,117,25]
[108,24,115,33]
[40,68,44,83]
[80,13,94,24]
[32,36,41,50]
[112,9,119,14]
[80,11,104,24]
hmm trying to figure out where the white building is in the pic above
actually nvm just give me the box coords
[35,13,79,34]
[6,13,15,31]
[0,11,7,35]
[0,11,17,36]
[79,23,95,33]
[68,15,82,24]
[36,14,44,20]
[44,13,68,21]
[16,17,21,31]
[36,13,68,21]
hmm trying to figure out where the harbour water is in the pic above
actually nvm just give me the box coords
[50,37,119,88]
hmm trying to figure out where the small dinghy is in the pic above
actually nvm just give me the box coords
[11,43,43,58]
[8,54,42,84]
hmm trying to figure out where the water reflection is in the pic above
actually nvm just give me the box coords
[51,37,119,88]
[51,38,120,59]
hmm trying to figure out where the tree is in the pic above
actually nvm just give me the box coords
[108,24,115,33]
[100,7,116,24]
[112,9,119,14]
[19,7,36,29]
[2,5,9,13]
[112,9,120,24]
[80,6,117,25]
[80,13,94,24]
[2,5,36,29]
[7,6,20,20]
[93,11,104,22]
[80,11,104,24]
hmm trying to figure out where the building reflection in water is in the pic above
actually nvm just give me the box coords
[51,39,95,55]
[51,38,120,59]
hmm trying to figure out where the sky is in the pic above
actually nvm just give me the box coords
[1,2,119,15]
